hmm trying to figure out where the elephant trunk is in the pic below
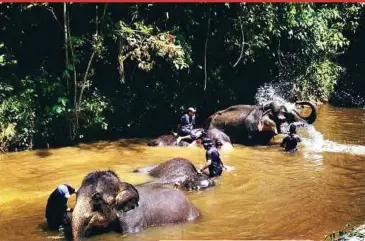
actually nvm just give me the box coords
[294,101,317,124]
[72,197,90,241]
[204,116,213,129]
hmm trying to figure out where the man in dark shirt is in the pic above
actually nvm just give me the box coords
[281,124,302,153]
[45,184,76,230]
[200,138,226,177]
[176,107,198,144]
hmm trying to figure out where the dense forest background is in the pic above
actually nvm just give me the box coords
[1,3,365,151]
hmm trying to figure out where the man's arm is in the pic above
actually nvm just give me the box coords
[181,115,189,125]
[200,159,211,172]
[221,158,227,170]
[280,136,288,147]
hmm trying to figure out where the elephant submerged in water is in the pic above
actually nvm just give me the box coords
[147,128,233,149]
[72,170,199,240]
[205,101,317,145]
[134,158,216,191]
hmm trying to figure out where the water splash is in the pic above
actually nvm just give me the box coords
[224,165,235,172]
[302,125,365,156]
[254,83,365,156]
[221,143,234,152]
[254,82,292,105]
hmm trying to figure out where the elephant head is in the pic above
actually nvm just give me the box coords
[260,101,317,133]
[72,171,139,240]
[180,173,216,191]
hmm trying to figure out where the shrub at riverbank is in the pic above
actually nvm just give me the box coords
[0,3,364,151]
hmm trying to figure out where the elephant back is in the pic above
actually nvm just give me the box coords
[148,158,198,184]
[134,185,200,225]
[206,105,257,130]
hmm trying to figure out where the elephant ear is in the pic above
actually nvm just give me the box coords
[91,192,115,211]
[115,182,139,213]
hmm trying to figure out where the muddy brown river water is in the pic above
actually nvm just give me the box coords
[1,105,365,241]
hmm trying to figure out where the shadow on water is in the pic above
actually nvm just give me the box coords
[74,138,147,153]
[38,222,73,241]
[35,149,53,158]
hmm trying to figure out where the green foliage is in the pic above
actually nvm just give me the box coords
[116,20,190,71]
[0,3,364,151]
[0,123,16,152]
[0,43,17,66]
[0,81,36,150]
[80,88,111,131]
[232,3,363,101]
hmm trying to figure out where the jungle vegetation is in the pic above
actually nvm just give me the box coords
[0,3,364,151]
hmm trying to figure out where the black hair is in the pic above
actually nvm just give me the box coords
[82,170,120,186]
[289,124,297,134]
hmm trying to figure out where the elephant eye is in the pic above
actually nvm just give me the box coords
[116,202,125,210]
[116,199,138,212]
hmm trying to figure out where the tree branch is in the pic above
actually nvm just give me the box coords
[78,4,108,108]
[63,3,69,92]
[278,38,283,67]
[78,51,95,108]
[118,37,125,83]
[47,6,63,29]
[204,7,211,91]
[233,18,245,68]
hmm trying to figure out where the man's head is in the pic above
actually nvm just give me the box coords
[289,124,297,135]
[187,107,196,116]
[202,137,213,150]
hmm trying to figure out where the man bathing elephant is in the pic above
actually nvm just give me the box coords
[281,124,302,153]
[135,138,227,191]
[148,106,233,148]
[200,137,227,177]
[148,127,233,149]
[72,170,199,240]
[175,107,199,145]
[134,157,216,191]
[205,101,317,145]
[148,128,205,147]
[148,107,201,147]
[45,184,76,230]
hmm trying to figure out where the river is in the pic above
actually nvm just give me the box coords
[1,104,365,241]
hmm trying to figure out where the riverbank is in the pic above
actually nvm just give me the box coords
[332,224,365,241]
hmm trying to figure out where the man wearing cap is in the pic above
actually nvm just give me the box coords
[200,137,227,177]
[45,184,77,230]
[176,107,198,145]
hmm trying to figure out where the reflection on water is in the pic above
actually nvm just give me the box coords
[2,105,365,241]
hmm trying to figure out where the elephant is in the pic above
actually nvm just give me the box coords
[205,101,317,145]
[147,128,204,147]
[204,127,234,149]
[147,134,191,147]
[147,128,233,149]
[72,170,199,240]
[134,157,216,191]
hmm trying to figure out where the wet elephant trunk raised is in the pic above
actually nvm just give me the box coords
[294,101,317,124]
